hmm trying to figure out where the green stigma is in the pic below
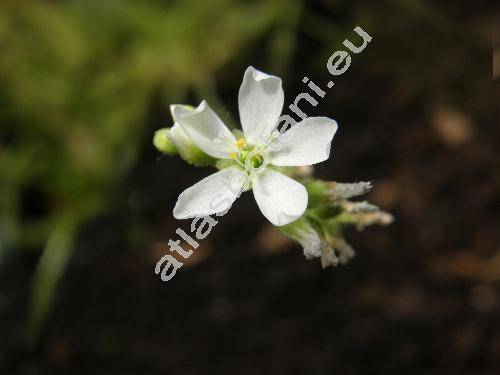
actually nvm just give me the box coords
[231,146,266,170]
[249,153,264,168]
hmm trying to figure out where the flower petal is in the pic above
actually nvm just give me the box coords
[269,117,337,166]
[173,166,248,219]
[238,66,284,144]
[252,169,307,226]
[167,123,191,151]
[171,101,236,159]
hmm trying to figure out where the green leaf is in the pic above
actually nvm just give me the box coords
[27,214,79,348]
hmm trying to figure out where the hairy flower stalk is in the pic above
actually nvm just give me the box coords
[154,66,392,267]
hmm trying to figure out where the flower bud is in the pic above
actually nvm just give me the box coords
[328,181,372,201]
[280,216,356,268]
[280,216,323,260]
[352,210,394,230]
[340,201,378,213]
[153,128,177,155]
[321,236,355,268]
[167,124,216,167]
[303,180,374,208]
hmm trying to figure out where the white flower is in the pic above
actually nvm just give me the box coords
[171,66,337,226]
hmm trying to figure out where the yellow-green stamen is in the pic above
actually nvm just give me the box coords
[235,138,247,150]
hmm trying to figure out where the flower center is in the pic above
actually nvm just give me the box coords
[228,138,268,173]
[249,153,264,168]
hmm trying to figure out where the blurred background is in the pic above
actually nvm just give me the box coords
[0,0,497,373]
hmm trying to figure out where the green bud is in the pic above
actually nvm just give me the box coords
[153,128,178,155]
[168,124,216,167]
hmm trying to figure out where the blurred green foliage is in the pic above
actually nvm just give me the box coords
[0,0,295,342]
[0,0,293,250]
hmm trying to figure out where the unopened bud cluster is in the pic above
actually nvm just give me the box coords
[280,180,393,268]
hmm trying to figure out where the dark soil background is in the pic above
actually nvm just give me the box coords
[1,1,498,374]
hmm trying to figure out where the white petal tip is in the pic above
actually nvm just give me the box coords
[271,214,304,227]
[245,66,280,83]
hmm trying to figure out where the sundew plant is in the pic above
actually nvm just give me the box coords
[154,66,393,268]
